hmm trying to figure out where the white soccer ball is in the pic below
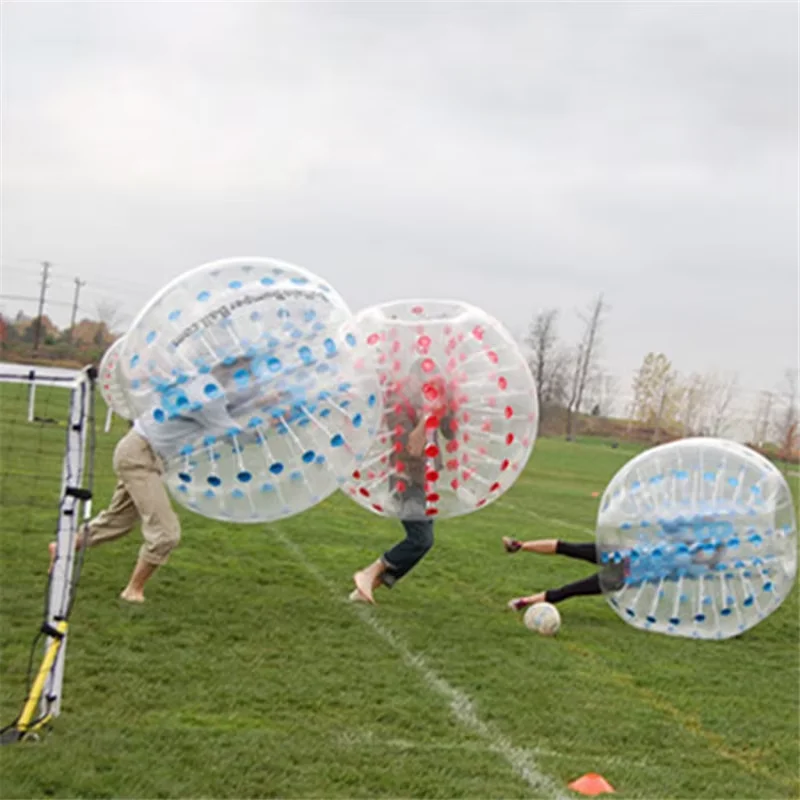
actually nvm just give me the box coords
[523,602,561,636]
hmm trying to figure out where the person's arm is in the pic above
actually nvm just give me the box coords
[407,417,426,457]
[438,412,456,441]
[196,395,243,436]
[170,378,245,437]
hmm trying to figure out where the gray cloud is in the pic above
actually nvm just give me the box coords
[2,1,797,406]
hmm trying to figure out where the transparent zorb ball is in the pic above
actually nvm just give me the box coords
[119,257,382,523]
[597,438,797,639]
[340,299,538,521]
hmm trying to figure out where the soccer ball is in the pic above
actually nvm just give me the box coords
[523,602,561,636]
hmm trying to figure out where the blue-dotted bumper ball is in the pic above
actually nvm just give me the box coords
[99,336,135,420]
[596,438,797,640]
[118,257,382,523]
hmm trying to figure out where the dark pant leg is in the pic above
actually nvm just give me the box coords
[545,573,602,604]
[381,518,434,587]
[555,541,599,564]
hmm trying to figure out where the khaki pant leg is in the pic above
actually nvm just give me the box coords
[85,479,140,547]
[116,434,181,566]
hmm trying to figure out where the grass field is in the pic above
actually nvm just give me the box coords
[1,382,798,799]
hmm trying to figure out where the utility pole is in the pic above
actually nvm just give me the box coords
[33,261,51,352]
[69,277,86,339]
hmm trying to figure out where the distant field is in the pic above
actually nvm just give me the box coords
[1,383,797,799]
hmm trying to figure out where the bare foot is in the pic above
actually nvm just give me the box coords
[348,588,369,604]
[120,588,145,603]
[48,528,88,574]
[507,592,545,611]
[353,570,376,604]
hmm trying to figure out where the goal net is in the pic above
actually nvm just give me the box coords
[0,362,97,742]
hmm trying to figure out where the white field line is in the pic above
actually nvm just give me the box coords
[276,529,568,800]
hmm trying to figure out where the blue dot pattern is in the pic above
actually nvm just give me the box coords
[130,257,380,525]
[595,439,796,641]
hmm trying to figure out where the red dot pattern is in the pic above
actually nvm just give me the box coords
[345,301,536,520]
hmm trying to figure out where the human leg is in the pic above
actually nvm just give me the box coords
[47,442,141,573]
[352,519,435,603]
[507,573,602,611]
[554,541,599,564]
[119,465,180,601]
[104,432,180,601]
[380,518,435,587]
[352,485,434,604]
[502,537,598,563]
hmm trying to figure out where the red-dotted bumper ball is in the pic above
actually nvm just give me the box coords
[341,300,538,520]
[98,336,135,420]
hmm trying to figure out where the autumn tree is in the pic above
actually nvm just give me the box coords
[631,352,679,439]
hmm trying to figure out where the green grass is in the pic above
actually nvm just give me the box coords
[0,383,798,799]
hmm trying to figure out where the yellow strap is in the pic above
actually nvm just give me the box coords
[16,621,68,731]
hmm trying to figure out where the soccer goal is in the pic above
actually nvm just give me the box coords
[0,362,97,743]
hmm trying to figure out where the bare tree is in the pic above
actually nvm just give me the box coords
[565,294,606,439]
[548,351,571,408]
[775,369,799,458]
[95,299,125,333]
[583,369,619,418]
[525,309,560,412]
[751,391,775,446]
[705,371,739,437]
[599,373,620,417]
[677,373,711,436]
[525,309,571,419]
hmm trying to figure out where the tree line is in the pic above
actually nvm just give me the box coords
[0,305,120,368]
[4,294,797,459]
[524,296,798,459]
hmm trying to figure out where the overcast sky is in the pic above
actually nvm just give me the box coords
[2,1,797,413]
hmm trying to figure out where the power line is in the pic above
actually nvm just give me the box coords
[0,293,76,309]
[1,265,72,286]
[2,261,155,295]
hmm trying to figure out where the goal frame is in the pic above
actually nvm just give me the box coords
[0,362,96,740]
